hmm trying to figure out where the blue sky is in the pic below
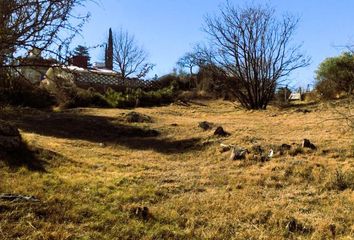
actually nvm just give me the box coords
[73,0,354,88]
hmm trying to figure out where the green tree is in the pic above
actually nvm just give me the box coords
[316,52,354,98]
[105,28,113,70]
[73,45,91,66]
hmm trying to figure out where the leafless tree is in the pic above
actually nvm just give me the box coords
[0,0,89,75]
[112,29,154,79]
[202,3,310,109]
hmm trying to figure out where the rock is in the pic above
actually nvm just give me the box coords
[198,121,213,131]
[329,224,336,238]
[124,111,153,123]
[131,206,150,220]
[302,139,316,150]
[214,126,230,137]
[174,100,190,107]
[0,193,39,202]
[285,217,311,234]
[251,145,264,154]
[281,143,292,150]
[230,147,248,160]
[0,120,22,151]
[268,149,274,158]
[220,143,233,152]
[286,218,298,233]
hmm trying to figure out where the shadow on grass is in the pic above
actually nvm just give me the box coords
[1,110,204,154]
[273,101,319,110]
[0,144,47,172]
[0,143,84,172]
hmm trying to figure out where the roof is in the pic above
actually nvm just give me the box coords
[52,65,160,90]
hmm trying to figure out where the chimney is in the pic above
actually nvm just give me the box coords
[71,55,88,69]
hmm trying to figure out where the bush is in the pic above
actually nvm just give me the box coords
[156,74,191,90]
[303,91,320,102]
[315,52,354,99]
[0,75,178,109]
[0,77,55,108]
[274,87,292,106]
[63,88,110,108]
[325,169,354,191]
[315,76,338,99]
[103,85,177,108]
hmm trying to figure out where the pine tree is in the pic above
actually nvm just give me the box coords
[105,28,113,70]
[73,45,91,66]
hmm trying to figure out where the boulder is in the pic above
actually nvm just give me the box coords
[302,139,316,150]
[198,121,213,131]
[0,120,22,151]
[230,147,248,160]
[281,143,292,150]
[214,126,230,137]
[220,143,233,152]
[131,206,150,220]
[124,111,153,123]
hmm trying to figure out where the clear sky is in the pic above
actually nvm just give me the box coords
[73,0,354,88]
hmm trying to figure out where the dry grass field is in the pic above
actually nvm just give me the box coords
[0,100,353,239]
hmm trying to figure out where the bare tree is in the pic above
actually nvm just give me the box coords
[177,52,200,76]
[0,0,89,75]
[112,29,154,79]
[202,3,310,109]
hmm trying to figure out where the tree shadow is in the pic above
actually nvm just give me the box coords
[116,137,203,154]
[0,144,47,172]
[1,110,204,154]
[274,101,319,110]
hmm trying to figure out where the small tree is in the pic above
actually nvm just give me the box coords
[201,3,309,109]
[315,52,354,98]
[177,52,199,76]
[73,45,91,66]
[112,29,154,79]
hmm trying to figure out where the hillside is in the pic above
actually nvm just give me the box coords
[0,100,353,239]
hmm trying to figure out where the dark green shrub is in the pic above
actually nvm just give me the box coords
[104,88,127,108]
[0,77,55,108]
[103,85,177,108]
[63,88,110,108]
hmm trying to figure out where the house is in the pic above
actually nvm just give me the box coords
[43,57,160,92]
[288,92,302,101]
[19,49,160,91]
[18,48,57,84]
[288,87,309,101]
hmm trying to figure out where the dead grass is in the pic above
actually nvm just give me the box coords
[0,100,353,239]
